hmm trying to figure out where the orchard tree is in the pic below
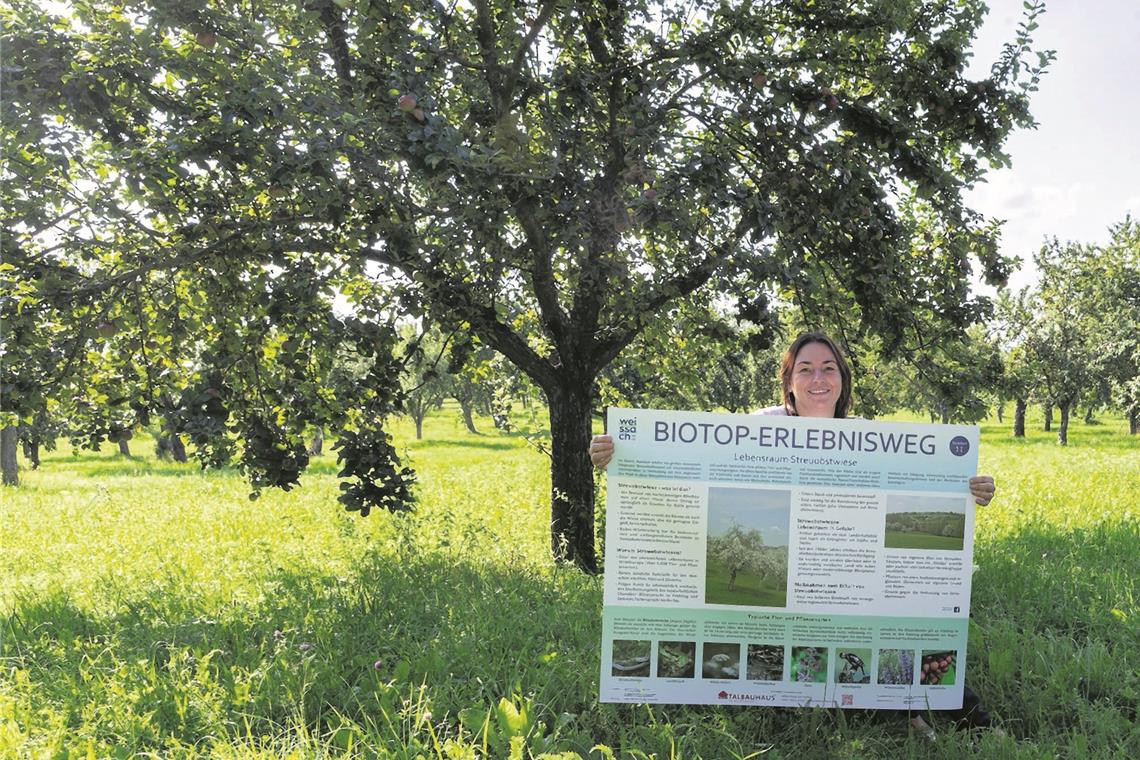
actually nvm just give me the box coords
[899,323,1003,423]
[1024,239,1102,445]
[597,300,779,413]
[3,0,1049,569]
[1083,217,1140,433]
[398,325,453,440]
[708,522,773,592]
[992,289,1040,436]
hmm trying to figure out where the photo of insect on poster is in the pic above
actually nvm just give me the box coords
[790,646,828,683]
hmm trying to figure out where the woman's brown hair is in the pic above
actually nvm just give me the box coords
[779,331,853,417]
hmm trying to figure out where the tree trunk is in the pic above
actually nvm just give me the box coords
[308,427,324,456]
[1083,407,1094,424]
[546,384,597,572]
[1,426,19,486]
[940,410,950,425]
[414,414,424,440]
[1130,409,1138,435]
[458,398,478,434]
[1057,403,1070,446]
[1013,399,1026,438]
[169,434,188,462]
[118,439,131,456]
[996,403,1004,423]
[1043,404,1052,432]
[21,439,41,469]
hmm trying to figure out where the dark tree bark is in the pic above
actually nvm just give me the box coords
[1,426,19,486]
[118,439,131,456]
[1013,399,1027,437]
[458,397,478,434]
[1083,407,1094,424]
[940,410,950,424]
[414,415,424,440]
[545,383,597,572]
[1130,410,1138,435]
[1057,403,1071,446]
[168,434,188,462]
[307,427,324,456]
[21,439,40,469]
[996,403,1004,423]
[1043,404,1053,432]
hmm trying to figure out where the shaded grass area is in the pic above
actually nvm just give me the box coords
[704,557,788,608]
[884,531,964,550]
[1,407,1138,758]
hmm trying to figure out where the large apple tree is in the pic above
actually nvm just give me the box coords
[3,0,1048,570]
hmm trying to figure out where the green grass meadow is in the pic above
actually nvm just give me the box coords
[703,558,788,608]
[2,406,1138,758]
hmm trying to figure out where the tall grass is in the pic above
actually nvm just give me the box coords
[1,405,1137,758]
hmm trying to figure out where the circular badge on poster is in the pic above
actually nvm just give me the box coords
[949,436,970,457]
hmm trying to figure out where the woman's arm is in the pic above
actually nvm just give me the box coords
[969,475,996,506]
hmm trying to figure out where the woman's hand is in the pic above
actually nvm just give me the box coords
[589,434,614,470]
[969,475,996,506]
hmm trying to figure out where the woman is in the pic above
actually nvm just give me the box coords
[590,331,995,505]
[588,331,998,737]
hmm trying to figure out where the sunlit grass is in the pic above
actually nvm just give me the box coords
[1,403,1137,758]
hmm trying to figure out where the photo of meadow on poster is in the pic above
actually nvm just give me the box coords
[704,487,791,607]
[884,494,967,550]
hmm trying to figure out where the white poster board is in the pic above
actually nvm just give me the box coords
[600,408,979,710]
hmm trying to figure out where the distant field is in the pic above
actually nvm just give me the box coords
[884,531,964,550]
[1,405,1137,758]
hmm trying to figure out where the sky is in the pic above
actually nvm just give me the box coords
[964,0,1140,292]
[707,487,791,545]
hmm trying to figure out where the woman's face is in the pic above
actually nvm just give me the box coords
[789,341,841,418]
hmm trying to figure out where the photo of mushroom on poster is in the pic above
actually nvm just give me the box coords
[704,487,791,607]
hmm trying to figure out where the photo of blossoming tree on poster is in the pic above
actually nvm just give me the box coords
[705,488,790,607]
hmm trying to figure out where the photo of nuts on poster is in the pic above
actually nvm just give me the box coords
[610,639,651,677]
[920,650,958,685]
[876,649,917,685]
[746,643,785,681]
[790,646,829,683]
[704,487,791,607]
[656,641,696,678]
[884,494,967,551]
[701,642,741,679]
[834,648,873,684]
